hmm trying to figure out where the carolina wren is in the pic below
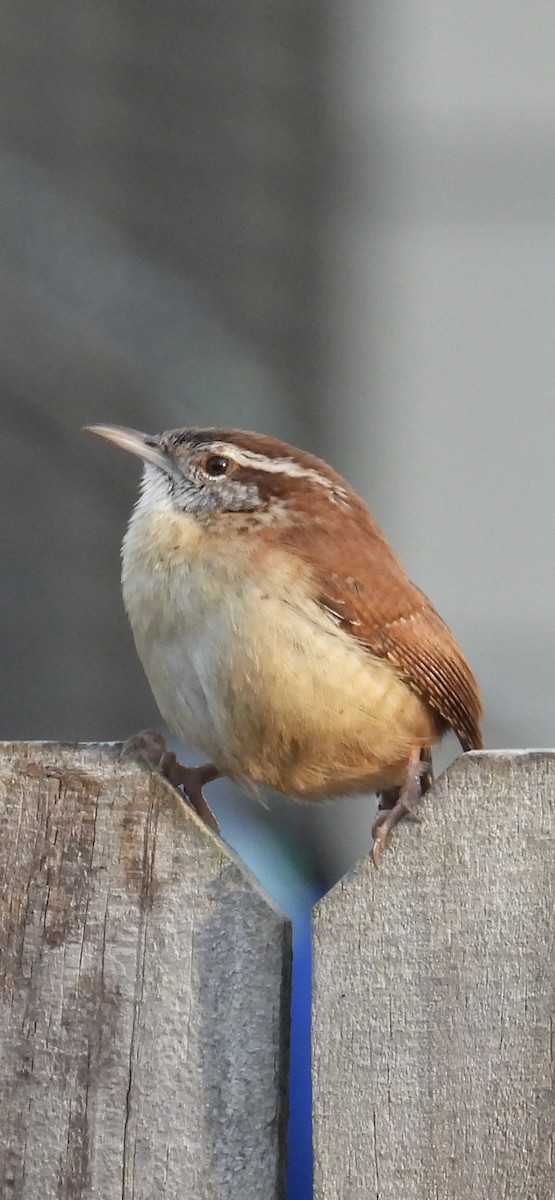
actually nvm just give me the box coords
[85,424,483,862]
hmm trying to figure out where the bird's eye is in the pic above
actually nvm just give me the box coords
[204,454,230,477]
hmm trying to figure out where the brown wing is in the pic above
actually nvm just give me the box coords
[192,426,484,749]
[281,497,484,751]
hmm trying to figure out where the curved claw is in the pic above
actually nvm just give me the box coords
[371,745,430,866]
[120,730,220,834]
[121,729,167,766]
[159,752,221,833]
[371,801,423,866]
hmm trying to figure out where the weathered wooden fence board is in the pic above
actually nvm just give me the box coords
[0,742,290,1200]
[313,751,555,1200]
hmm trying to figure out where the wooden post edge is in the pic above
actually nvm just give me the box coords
[0,741,291,1200]
[312,750,555,1200]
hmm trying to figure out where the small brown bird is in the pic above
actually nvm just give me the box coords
[86,424,483,862]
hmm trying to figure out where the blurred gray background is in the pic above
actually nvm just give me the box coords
[2,0,554,885]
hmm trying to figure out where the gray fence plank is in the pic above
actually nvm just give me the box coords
[0,742,290,1200]
[313,751,555,1200]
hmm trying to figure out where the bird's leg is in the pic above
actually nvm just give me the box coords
[371,746,433,866]
[121,730,221,833]
[160,754,221,833]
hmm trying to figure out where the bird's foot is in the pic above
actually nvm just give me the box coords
[371,746,432,866]
[160,753,221,833]
[121,729,221,833]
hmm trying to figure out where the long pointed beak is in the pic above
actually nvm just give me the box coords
[84,424,170,472]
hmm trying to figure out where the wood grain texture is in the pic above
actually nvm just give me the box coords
[312,751,555,1200]
[0,742,290,1200]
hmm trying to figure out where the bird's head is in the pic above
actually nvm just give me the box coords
[85,424,351,520]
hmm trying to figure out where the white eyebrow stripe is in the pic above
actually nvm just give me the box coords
[203,443,350,502]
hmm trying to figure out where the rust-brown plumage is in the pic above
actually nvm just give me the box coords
[86,421,484,862]
[287,518,483,753]
[177,427,483,755]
